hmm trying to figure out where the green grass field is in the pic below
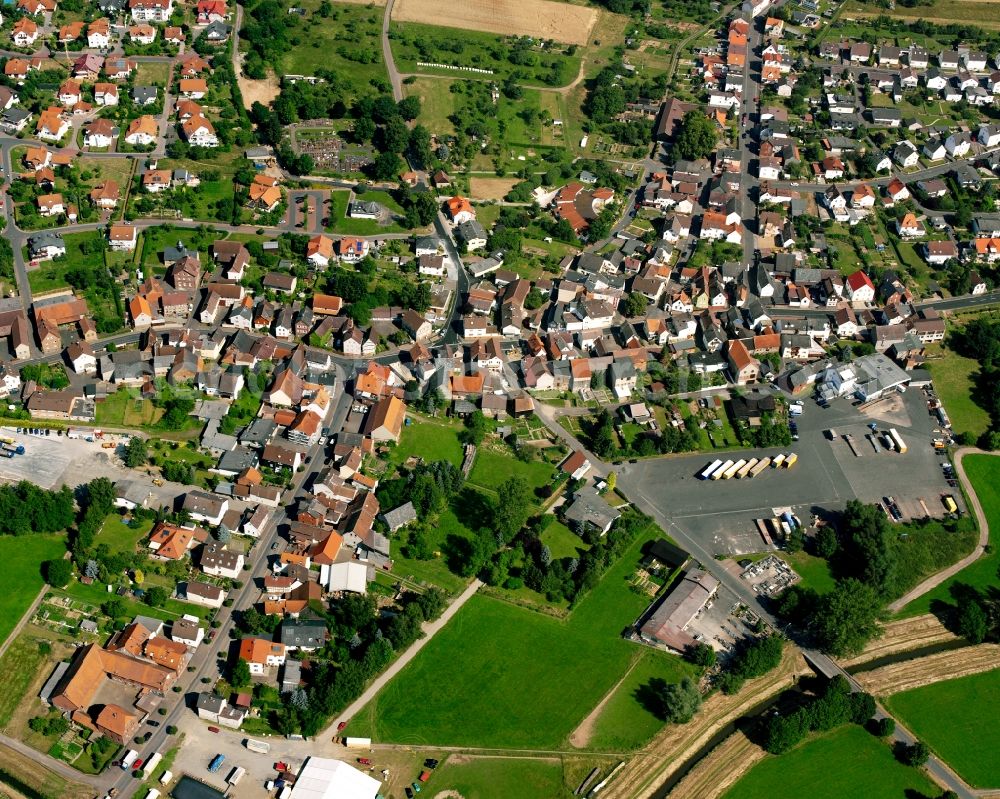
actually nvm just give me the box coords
[389,22,581,87]
[0,633,53,727]
[390,507,474,595]
[281,1,385,88]
[785,550,837,595]
[95,514,153,555]
[0,534,66,647]
[404,77,456,135]
[586,650,694,751]
[886,668,1000,788]
[347,530,689,748]
[540,517,588,560]
[467,446,557,496]
[390,417,465,469]
[27,231,107,295]
[924,345,991,438]
[898,454,999,617]
[423,756,569,799]
[722,725,937,799]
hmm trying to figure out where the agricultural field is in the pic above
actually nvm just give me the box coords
[0,534,67,648]
[722,725,937,799]
[885,668,1000,788]
[898,454,1000,617]
[346,530,689,749]
[390,0,598,45]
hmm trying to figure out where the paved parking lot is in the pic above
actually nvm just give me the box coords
[0,427,186,505]
[619,390,960,555]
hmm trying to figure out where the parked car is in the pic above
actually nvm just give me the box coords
[208,726,220,734]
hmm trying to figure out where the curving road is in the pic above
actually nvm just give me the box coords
[887,448,992,613]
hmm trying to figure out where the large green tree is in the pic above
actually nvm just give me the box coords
[673,111,717,161]
[813,578,883,656]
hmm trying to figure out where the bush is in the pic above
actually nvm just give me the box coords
[873,716,896,737]
[43,558,72,587]
[899,740,930,767]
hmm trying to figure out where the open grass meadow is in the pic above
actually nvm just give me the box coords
[722,725,937,799]
[0,534,67,648]
[347,530,691,749]
[388,21,582,87]
[95,513,153,555]
[404,77,456,135]
[843,0,1000,29]
[898,454,1000,618]
[924,345,991,438]
[885,668,1000,788]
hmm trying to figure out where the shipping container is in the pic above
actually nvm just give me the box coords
[736,458,759,478]
[783,453,798,468]
[723,459,747,479]
[771,454,785,468]
[888,428,907,453]
[943,495,958,513]
[208,754,225,773]
[711,460,735,480]
[142,752,162,779]
[749,457,771,477]
[227,767,246,786]
[344,737,372,748]
[699,459,723,480]
[245,739,270,754]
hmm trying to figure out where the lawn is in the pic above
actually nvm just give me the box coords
[467,445,557,496]
[885,668,1000,788]
[785,550,836,595]
[423,756,569,799]
[924,345,990,438]
[897,454,1000,617]
[722,725,937,799]
[134,61,170,86]
[347,529,689,748]
[95,513,153,555]
[95,389,165,428]
[540,517,588,560]
[0,534,67,648]
[77,157,134,190]
[585,649,695,752]
[389,416,465,469]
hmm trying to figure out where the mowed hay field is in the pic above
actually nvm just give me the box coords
[469,177,519,201]
[391,0,598,44]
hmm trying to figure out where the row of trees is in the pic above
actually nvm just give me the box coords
[757,675,875,754]
[0,482,76,538]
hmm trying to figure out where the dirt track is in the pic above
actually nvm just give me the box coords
[857,644,1000,696]
[838,614,960,670]
[600,648,808,799]
[391,0,599,45]
[667,731,765,799]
